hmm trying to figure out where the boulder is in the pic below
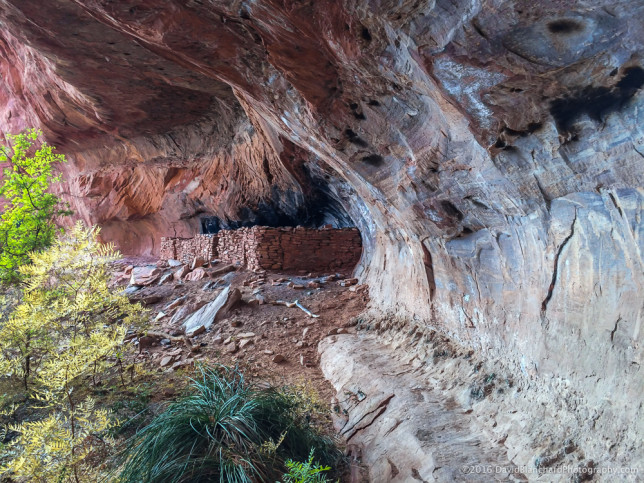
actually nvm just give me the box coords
[111,271,131,286]
[168,259,182,267]
[185,267,207,281]
[165,295,187,311]
[169,304,195,325]
[130,266,162,286]
[226,342,239,354]
[202,281,216,290]
[206,264,236,278]
[339,278,358,287]
[173,265,191,281]
[239,338,253,349]
[158,272,174,285]
[124,285,142,297]
[128,285,175,305]
[182,286,242,334]
[186,324,206,337]
[172,358,194,370]
[170,307,211,328]
[190,256,205,270]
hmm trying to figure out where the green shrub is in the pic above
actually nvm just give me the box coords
[0,223,146,482]
[0,222,145,391]
[0,128,71,283]
[116,365,341,483]
[281,449,332,482]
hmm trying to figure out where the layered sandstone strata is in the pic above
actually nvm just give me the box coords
[0,0,642,476]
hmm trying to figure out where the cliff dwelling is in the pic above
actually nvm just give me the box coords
[0,0,642,482]
[160,226,363,273]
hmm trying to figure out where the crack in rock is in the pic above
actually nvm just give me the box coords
[341,393,395,441]
[541,208,577,313]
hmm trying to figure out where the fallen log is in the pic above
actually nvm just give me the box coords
[273,299,320,318]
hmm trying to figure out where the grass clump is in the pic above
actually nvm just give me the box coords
[117,365,341,483]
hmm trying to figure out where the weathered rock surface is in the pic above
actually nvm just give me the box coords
[129,266,162,286]
[0,0,643,478]
[206,264,237,278]
[172,265,191,281]
[184,267,207,282]
[320,334,643,482]
[182,286,242,334]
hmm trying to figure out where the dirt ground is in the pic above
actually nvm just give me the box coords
[114,258,369,403]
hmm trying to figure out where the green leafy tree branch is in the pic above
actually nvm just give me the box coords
[0,128,71,282]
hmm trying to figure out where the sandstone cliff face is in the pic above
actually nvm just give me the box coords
[0,0,642,475]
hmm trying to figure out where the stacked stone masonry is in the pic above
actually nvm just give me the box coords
[159,234,218,264]
[161,226,362,272]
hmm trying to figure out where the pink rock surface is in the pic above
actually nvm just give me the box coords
[184,267,207,282]
[129,266,161,286]
[1,0,643,474]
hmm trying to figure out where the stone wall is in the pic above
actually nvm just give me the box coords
[254,226,362,272]
[159,234,218,264]
[161,226,362,273]
[217,229,250,267]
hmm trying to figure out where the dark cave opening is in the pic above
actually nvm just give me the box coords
[199,166,356,235]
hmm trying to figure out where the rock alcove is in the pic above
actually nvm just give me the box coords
[0,0,642,480]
